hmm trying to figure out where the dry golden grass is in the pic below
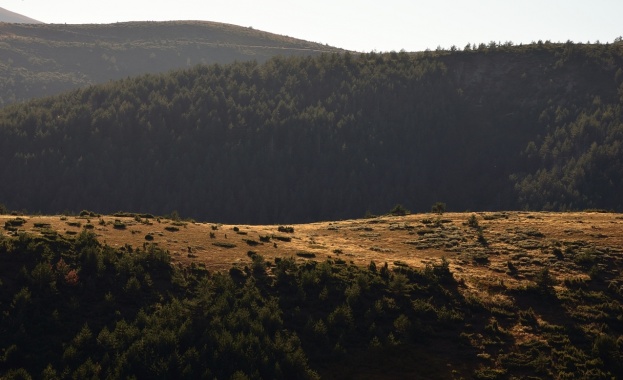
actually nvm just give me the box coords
[2,211,622,297]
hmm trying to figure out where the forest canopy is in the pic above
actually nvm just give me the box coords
[0,41,622,223]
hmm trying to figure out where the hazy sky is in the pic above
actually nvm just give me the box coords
[3,0,622,52]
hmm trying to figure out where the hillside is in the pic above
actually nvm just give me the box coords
[0,7,42,24]
[1,211,622,378]
[0,21,343,106]
[0,43,622,222]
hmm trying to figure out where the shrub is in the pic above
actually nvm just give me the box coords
[212,242,236,249]
[113,220,126,230]
[244,239,260,246]
[273,235,291,242]
[472,252,489,264]
[4,218,26,229]
[467,214,480,228]
[145,234,154,241]
[389,204,409,216]
[477,231,488,246]
[278,226,294,233]
[431,202,446,214]
[164,226,179,232]
[296,252,316,258]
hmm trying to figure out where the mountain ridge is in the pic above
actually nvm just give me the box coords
[0,20,345,106]
[0,6,42,24]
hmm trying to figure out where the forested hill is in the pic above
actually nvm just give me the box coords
[1,42,622,223]
[0,21,343,106]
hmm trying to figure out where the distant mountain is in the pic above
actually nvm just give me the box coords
[0,7,42,24]
[0,21,344,106]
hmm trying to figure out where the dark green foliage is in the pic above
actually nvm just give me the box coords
[273,235,292,242]
[1,232,622,378]
[112,220,126,230]
[0,44,622,221]
[431,202,447,214]
[389,204,409,216]
[467,214,480,228]
[212,242,237,248]
[4,218,26,230]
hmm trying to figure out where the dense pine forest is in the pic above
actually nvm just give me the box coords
[2,222,623,379]
[0,41,622,223]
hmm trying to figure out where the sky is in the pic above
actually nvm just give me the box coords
[2,0,622,52]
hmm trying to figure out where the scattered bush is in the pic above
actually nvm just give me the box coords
[244,239,260,246]
[273,235,292,242]
[472,252,489,264]
[278,226,294,233]
[112,220,126,229]
[467,214,480,228]
[4,218,26,229]
[431,202,446,214]
[165,226,179,232]
[389,204,409,216]
[212,242,236,249]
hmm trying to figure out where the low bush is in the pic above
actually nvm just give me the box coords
[212,242,236,248]
[278,226,294,233]
[113,220,126,230]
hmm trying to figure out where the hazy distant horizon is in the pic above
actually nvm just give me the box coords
[4,1,622,52]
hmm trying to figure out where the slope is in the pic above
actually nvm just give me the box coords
[0,7,42,24]
[1,211,622,378]
[0,43,622,222]
[0,21,344,106]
